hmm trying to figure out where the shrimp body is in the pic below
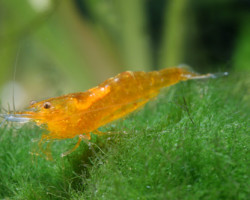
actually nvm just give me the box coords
[1,67,226,156]
[19,68,191,138]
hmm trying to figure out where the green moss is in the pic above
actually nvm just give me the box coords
[0,74,249,200]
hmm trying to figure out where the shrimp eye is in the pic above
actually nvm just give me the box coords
[43,102,51,109]
[30,100,37,106]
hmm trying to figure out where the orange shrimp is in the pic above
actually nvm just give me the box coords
[0,67,227,157]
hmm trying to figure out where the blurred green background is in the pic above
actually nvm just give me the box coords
[0,0,249,110]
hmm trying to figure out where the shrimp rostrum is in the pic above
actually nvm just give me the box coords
[0,67,227,157]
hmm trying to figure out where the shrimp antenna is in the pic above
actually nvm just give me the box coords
[2,107,8,112]
[0,118,6,128]
[7,103,11,114]
[12,45,21,115]
[0,105,7,113]
[0,91,5,113]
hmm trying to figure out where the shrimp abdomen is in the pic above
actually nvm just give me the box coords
[99,68,186,94]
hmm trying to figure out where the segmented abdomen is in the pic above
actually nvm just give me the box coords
[79,68,184,130]
[98,67,185,101]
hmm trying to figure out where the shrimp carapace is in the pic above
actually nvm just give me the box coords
[0,67,228,157]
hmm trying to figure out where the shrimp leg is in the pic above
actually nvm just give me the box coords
[38,135,53,160]
[92,129,122,138]
[93,130,106,136]
[61,133,91,157]
[29,135,53,160]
